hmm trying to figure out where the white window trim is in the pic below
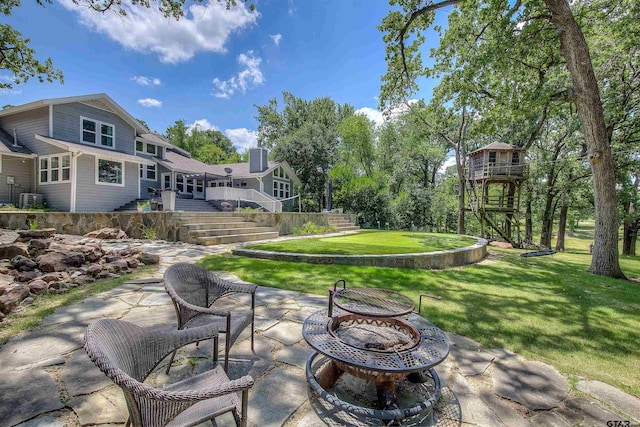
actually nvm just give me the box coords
[80,116,116,150]
[95,157,125,187]
[39,153,72,185]
[136,141,160,157]
[161,172,172,190]
[139,164,157,181]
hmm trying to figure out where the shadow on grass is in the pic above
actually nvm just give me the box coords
[199,250,640,396]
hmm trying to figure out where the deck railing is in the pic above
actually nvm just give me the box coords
[466,162,529,181]
[206,187,283,212]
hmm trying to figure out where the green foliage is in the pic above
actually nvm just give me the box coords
[27,219,38,230]
[137,200,151,212]
[165,120,238,164]
[291,221,336,235]
[141,224,157,240]
[329,166,388,228]
[236,207,262,212]
[255,91,354,211]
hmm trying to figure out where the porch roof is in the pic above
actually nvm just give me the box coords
[35,135,155,166]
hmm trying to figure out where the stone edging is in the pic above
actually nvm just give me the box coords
[232,236,488,269]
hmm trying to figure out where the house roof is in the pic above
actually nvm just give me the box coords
[158,151,302,185]
[0,94,149,135]
[469,142,526,155]
[137,133,191,156]
[0,128,35,156]
[35,135,155,166]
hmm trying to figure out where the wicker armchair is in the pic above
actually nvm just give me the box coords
[84,319,253,427]
[164,263,257,373]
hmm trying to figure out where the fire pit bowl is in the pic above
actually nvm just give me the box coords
[329,313,421,353]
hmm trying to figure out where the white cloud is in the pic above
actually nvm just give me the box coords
[212,50,265,99]
[138,98,162,108]
[225,128,257,151]
[288,0,296,15]
[355,107,384,127]
[132,75,161,86]
[270,33,282,45]
[187,119,218,134]
[59,0,258,63]
[438,152,457,174]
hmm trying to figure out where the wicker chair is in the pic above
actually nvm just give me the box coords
[84,318,254,427]
[164,263,257,373]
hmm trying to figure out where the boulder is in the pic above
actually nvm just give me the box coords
[220,201,233,211]
[17,228,56,242]
[0,273,14,288]
[28,239,51,251]
[105,260,129,273]
[84,228,128,240]
[0,243,29,260]
[0,283,29,314]
[86,264,103,277]
[137,252,160,265]
[37,252,85,273]
[11,255,38,272]
[40,272,71,284]
[489,241,513,249]
[28,279,49,294]
[124,257,140,269]
[72,275,95,286]
[16,271,40,282]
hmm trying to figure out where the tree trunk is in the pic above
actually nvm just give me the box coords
[545,0,625,278]
[556,203,568,251]
[525,187,533,244]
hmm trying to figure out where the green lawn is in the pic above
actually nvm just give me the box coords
[243,230,478,255]
[200,225,640,397]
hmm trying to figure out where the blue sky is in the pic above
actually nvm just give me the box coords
[2,0,447,152]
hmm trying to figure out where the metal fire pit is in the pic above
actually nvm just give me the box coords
[302,284,450,425]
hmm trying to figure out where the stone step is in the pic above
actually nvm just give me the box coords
[196,231,280,245]
[328,220,354,226]
[183,221,258,230]
[189,227,277,237]
[174,216,247,224]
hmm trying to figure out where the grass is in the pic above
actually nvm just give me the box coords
[200,224,640,397]
[0,266,154,346]
[244,230,478,255]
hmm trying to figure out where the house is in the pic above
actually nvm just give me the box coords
[0,94,300,212]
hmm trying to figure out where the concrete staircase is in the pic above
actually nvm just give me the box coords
[174,212,279,245]
[327,214,360,232]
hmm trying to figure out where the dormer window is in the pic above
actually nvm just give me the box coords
[146,143,157,156]
[81,117,114,148]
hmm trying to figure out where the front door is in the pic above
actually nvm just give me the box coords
[161,173,172,190]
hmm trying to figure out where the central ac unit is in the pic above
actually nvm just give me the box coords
[19,193,43,209]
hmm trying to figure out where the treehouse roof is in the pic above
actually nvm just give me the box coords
[469,142,526,155]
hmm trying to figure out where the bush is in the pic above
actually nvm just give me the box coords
[292,221,336,235]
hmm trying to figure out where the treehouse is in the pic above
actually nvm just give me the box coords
[465,142,529,246]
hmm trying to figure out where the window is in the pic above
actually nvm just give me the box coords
[512,151,520,164]
[273,181,278,197]
[273,167,289,180]
[162,174,171,190]
[488,152,497,164]
[136,140,143,152]
[81,117,115,148]
[96,159,123,186]
[139,164,156,181]
[39,154,71,184]
[145,143,157,156]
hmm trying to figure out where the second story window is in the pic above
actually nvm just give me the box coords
[82,117,115,149]
[145,143,157,156]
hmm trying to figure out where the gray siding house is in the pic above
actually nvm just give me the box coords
[0,94,300,212]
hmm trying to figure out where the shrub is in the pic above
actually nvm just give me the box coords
[141,225,158,240]
[292,221,336,235]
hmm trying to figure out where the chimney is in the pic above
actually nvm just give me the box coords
[13,129,18,147]
[249,147,269,173]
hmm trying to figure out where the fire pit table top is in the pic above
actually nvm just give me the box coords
[302,309,449,374]
[332,287,415,317]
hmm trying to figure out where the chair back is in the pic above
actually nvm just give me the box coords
[164,263,226,307]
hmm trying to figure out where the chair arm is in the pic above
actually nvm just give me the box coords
[166,324,219,349]
[210,272,257,295]
[183,375,254,400]
[166,286,232,318]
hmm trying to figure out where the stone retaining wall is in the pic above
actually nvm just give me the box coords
[0,212,185,241]
[233,236,488,269]
[0,212,359,241]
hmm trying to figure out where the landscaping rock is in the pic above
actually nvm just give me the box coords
[84,228,128,240]
[17,228,56,241]
[37,251,84,272]
[86,264,104,277]
[106,259,129,273]
[28,238,51,251]
[11,255,38,272]
[124,257,140,268]
[72,275,95,286]
[0,283,30,313]
[138,252,160,265]
[16,270,40,282]
[0,242,29,259]
[28,279,49,294]
[489,241,513,249]
[40,272,71,284]
[493,360,569,410]
[0,272,14,287]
